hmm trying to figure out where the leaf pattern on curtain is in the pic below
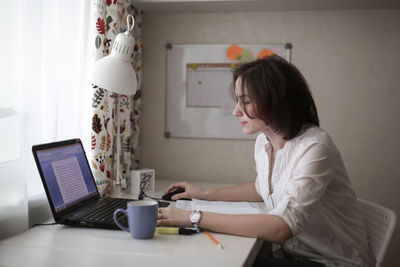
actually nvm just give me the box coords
[91,0,143,196]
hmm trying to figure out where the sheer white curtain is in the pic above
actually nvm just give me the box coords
[0,0,92,239]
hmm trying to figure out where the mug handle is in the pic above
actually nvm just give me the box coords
[113,208,129,232]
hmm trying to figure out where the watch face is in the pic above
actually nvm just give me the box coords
[190,212,201,223]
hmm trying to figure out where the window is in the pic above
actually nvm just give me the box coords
[0,0,92,239]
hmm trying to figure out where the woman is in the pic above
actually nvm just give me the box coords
[158,56,374,267]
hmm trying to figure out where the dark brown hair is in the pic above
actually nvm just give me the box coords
[232,55,319,140]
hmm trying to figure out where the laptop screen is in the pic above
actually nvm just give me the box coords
[35,141,98,212]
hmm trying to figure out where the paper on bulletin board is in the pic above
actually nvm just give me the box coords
[186,63,233,108]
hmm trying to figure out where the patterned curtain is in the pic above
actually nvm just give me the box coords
[90,0,143,196]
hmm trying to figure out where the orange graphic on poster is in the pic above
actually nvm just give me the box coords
[226,45,243,60]
[257,49,274,59]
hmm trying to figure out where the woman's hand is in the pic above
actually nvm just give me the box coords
[157,206,192,227]
[164,181,206,200]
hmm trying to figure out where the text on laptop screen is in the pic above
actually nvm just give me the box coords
[36,143,97,212]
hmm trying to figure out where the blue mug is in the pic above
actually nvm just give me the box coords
[113,200,158,239]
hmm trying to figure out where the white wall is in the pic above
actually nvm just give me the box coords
[140,9,400,266]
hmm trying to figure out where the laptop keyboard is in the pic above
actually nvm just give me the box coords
[81,198,130,223]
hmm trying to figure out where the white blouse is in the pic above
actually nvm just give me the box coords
[254,126,375,267]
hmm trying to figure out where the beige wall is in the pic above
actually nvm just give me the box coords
[140,9,400,266]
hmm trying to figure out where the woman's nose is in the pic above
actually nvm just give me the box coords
[232,102,242,116]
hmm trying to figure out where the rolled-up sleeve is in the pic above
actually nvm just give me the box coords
[254,133,266,198]
[254,177,261,195]
[269,143,333,235]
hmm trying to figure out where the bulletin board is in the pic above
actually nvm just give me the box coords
[165,43,292,140]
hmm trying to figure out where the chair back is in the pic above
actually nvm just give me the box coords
[357,198,397,267]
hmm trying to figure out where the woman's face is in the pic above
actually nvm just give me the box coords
[232,78,268,135]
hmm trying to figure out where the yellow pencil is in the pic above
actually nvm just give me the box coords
[204,230,223,250]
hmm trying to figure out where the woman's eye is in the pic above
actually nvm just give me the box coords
[240,98,251,105]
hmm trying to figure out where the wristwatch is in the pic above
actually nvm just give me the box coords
[190,210,202,231]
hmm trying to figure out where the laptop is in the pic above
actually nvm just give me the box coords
[32,138,133,230]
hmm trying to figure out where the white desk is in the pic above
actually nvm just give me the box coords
[0,180,265,267]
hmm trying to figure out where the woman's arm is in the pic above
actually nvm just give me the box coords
[164,181,263,202]
[157,207,292,244]
[201,212,292,244]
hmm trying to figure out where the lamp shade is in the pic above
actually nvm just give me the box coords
[92,31,137,96]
